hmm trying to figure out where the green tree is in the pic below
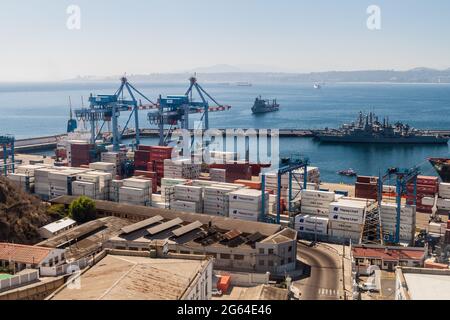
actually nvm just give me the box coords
[46,204,68,219]
[69,196,97,223]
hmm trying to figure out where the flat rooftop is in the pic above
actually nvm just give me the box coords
[50,254,210,300]
[402,271,450,300]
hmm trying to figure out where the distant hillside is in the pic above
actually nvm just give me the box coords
[68,67,450,84]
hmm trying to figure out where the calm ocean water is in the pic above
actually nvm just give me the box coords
[1,82,450,183]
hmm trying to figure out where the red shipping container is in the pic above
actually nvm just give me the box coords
[137,145,152,151]
[407,184,438,195]
[416,175,439,186]
[357,176,378,184]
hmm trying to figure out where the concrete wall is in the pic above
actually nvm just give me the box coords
[182,259,213,300]
[0,277,65,300]
[214,270,270,287]
[255,239,297,274]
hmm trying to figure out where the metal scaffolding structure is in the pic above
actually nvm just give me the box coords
[147,76,231,146]
[0,135,15,176]
[74,77,156,151]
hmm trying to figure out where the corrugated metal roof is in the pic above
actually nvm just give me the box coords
[51,196,282,237]
[224,229,242,240]
[172,221,203,237]
[40,217,76,234]
[121,216,163,234]
[147,218,183,235]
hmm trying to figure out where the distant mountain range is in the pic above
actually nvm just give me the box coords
[68,66,450,84]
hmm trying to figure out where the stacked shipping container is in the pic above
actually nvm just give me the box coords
[406,176,439,213]
[355,176,378,200]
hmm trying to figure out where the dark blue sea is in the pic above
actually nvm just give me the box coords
[1,82,449,183]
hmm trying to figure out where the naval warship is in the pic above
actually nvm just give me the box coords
[429,158,450,183]
[251,96,279,114]
[315,111,450,144]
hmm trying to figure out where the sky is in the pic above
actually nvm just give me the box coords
[0,0,450,81]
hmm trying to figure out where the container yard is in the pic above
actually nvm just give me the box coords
[6,141,449,254]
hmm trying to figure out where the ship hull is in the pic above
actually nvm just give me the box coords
[252,107,279,114]
[429,158,450,183]
[316,135,449,144]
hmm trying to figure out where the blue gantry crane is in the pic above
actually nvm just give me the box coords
[0,135,15,176]
[74,77,156,151]
[261,154,310,224]
[377,166,420,244]
[148,76,231,146]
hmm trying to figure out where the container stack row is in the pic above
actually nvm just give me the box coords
[406,176,439,213]
[380,203,417,244]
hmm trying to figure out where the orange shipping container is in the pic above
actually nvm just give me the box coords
[217,275,231,293]
[233,179,261,190]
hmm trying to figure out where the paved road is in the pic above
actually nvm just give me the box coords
[294,242,343,300]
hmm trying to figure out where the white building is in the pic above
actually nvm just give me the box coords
[0,243,66,272]
[49,252,214,300]
[395,267,450,300]
[39,217,77,239]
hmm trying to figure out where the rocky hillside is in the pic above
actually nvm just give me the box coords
[0,176,55,244]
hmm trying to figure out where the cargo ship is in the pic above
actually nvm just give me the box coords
[429,158,450,183]
[315,111,450,144]
[251,96,280,114]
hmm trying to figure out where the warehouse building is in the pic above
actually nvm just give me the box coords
[395,267,450,300]
[37,216,131,261]
[48,252,213,300]
[51,196,298,275]
[38,217,76,239]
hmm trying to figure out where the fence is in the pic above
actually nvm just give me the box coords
[39,256,92,277]
[0,270,39,292]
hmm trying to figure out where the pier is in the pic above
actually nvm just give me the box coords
[14,128,450,153]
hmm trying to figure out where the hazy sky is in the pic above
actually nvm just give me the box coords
[1,0,450,81]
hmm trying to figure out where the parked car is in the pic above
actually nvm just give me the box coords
[359,282,379,293]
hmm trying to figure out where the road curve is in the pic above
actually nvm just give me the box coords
[295,242,342,300]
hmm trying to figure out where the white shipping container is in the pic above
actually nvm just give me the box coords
[437,198,450,210]
[76,174,100,184]
[329,229,361,241]
[380,213,414,225]
[301,190,335,202]
[171,200,200,213]
[329,211,365,225]
[122,178,151,189]
[229,189,267,204]
[229,207,263,219]
[380,203,416,217]
[300,205,329,216]
[295,214,329,228]
[298,225,328,235]
[382,222,415,233]
[302,197,334,209]
[329,221,362,233]
[329,200,367,216]
[421,197,435,206]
